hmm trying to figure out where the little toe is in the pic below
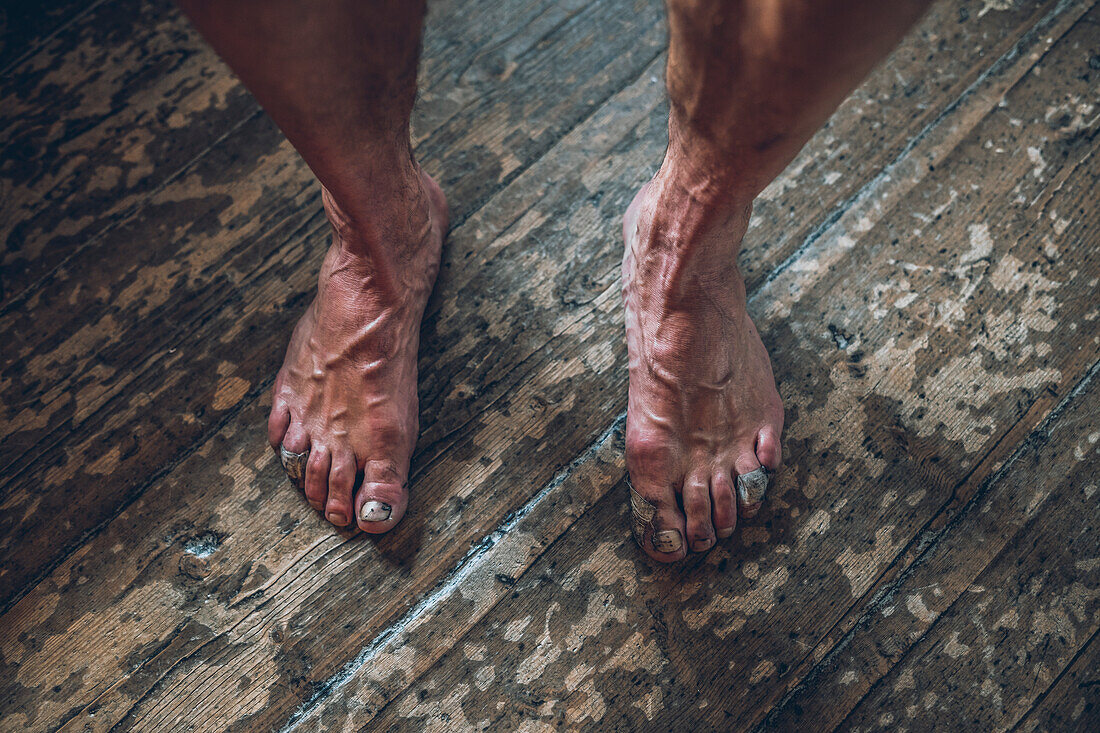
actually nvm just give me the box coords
[325,451,356,527]
[267,401,291,452]
[628,475,687,562]
[683,473,715,553]
[303,445,331,512]
[355,459,408,534]
[279,422,310,490]
[755,425,782,472]
[734,452,765,519]
[710,472,737,538]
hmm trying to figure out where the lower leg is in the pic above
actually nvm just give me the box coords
[179,0,448,531]
[625,0,931,560]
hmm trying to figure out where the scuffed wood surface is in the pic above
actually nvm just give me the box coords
[836,373,1098,730]
[313,4,1100,729]
[0,0,1097,731]
[0,0,1061,614]
[1016,632,1100,732]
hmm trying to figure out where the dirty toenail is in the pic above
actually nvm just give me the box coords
[736,467,770,506]
[653,529,683,554]
[691,537,714,552]
[716,527,734,539]
[279,446,309,490]
[628,481,657,544]
[360,501,392,522]
[326,510,347,525]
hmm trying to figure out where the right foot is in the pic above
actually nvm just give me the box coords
[268,167,447,533]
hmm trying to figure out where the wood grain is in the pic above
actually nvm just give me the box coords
[1015,631,1100,733]
[0,0,1095,731]
[0,0,1060,616]
[328,9,1100,728]
[835,373,1099,731]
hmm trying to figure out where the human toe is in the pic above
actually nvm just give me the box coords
[303,444,331,512]
[627,475,687,562]
[710,471,737,538]
[324,450,356,527]
[355,459,408,534]
[734,450,768,519]
[683,471,715,552]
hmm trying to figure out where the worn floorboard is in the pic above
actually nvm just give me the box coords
[0,0,1062,613]
[1015,630,1100,732]
[1,0,1097,731]
[317,8,1100,728]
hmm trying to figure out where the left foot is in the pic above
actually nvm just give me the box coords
[622,172,784,562]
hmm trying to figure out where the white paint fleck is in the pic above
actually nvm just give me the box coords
[944,632,971,658]
[1027,146,1046,178]
[962,224,994,264]
[749,660,776,685]
[797,510,831,545]
[906,593,937,624]
[503,615,533,642]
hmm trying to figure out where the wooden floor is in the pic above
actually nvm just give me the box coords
[1,0,1098,730]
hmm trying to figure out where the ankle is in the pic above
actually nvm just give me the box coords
[626,169,752,303]
[321,156,433,261]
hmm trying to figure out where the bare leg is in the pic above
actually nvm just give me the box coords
[625,0,931,560]
[179,0,447,532]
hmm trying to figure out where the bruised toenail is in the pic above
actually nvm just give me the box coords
[279,446,309,490]
[736,467,770,506]
[653,529,683,554]
[691,537,714,552]
[716,527,734,539]
[360,501,392,522]
[326,510,347,525]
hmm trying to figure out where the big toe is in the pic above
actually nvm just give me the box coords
[355,459,409,534]
[628,475,687,563]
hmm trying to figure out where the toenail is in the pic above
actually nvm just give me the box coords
[360,501,392,522]
[716,527,734,539]
[653,529,683,554]
[326,510,347,525]
[736,467,770,506]
[279,446,309,490]
[691,537,714,552]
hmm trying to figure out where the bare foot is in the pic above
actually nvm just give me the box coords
[622,174,783,561]
[268,168,447,532]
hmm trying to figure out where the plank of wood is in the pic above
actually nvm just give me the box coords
[0,0,1059,614]
[832,379,1099,731]
[0,0,668,608]
[1015,631,1100,733]
[0,1,1090,731]
[761,363,1100,729]
[313,10,1100,729]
